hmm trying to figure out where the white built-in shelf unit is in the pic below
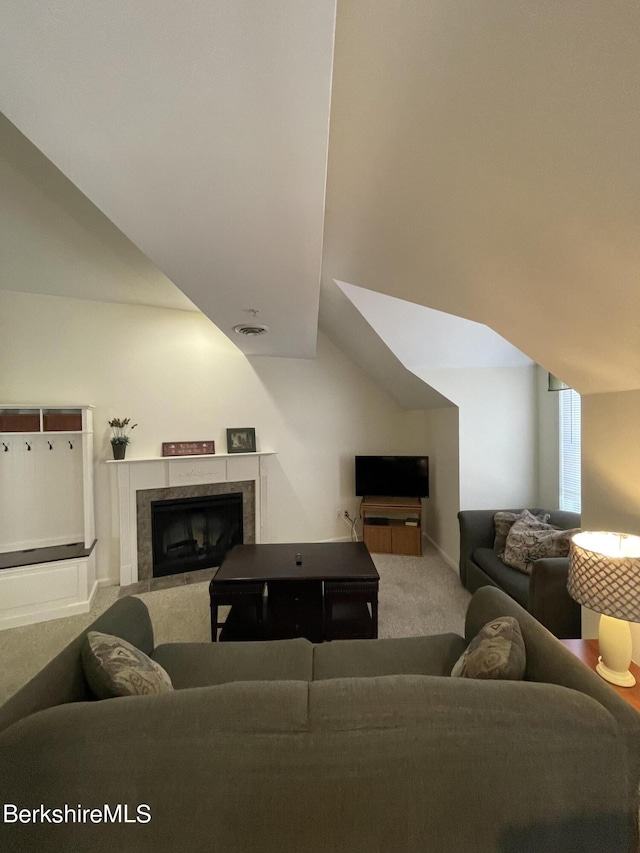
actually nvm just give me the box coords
[0,405,96,630]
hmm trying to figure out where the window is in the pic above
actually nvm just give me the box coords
[559,389,581,512]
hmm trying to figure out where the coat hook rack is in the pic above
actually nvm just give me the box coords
[25,441,31,451]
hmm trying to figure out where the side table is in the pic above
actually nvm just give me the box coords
[561,638,640,712]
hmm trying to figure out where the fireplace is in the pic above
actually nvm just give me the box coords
[111,453,271,587]
[151,492,243,577]
[136,479,256,582]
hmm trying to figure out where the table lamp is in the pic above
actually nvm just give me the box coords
[568,530,640,687]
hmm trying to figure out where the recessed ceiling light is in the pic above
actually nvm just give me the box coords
[233,324,270,337]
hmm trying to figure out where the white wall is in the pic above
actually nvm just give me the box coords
[416,365,538,511]
[422,406,460,568]
[417,366,578,571]
[0,290,432,583]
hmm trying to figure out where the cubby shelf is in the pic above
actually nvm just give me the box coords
[0,406,88,434]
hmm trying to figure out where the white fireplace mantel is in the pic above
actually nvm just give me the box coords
[109,452,275,586]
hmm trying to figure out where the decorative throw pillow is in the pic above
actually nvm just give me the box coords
[493,509,550,554]
[502,517,580,574]
[451,616,526,680]
[82,631,173,699]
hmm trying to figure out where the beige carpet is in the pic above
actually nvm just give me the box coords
[0,540,469,706]
[376,542,470,638]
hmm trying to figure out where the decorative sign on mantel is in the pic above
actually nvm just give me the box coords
[161,441,215,457]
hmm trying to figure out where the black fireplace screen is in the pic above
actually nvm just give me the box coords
[151,492,243,577]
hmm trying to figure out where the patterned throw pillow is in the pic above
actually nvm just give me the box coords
[493,509,550,554]
[82,631,173,699]
[451,616,526,680]
[502,517,579,574]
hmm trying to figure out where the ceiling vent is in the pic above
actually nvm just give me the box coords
[233,323,270,337]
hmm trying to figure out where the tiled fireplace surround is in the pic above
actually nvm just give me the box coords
[110,452,272,587]
[136,480,256,581]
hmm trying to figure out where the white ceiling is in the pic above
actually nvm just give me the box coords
[336,281,532,370]
[0,113,197,313]
[321,0,640,394]
[2,1,640,392]
[0,0,336,357]
[319,280,453,410]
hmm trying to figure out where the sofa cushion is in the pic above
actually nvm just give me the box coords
[503,517,579,574]
[82,631,173,699]
[313,633,468,681]
[151,637,313,688]
[0,596,154,736]
[493,509,550,554]
[471,548,529,607]
[451,616,526,679]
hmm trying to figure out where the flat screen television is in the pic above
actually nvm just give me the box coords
[355,455,429,498]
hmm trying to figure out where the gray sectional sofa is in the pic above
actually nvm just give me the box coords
[458,508,582,638]
[1,587,639,852]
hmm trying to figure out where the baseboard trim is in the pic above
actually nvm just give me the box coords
[314,535,354,544]
[424,534,458,573]
[87,579,98,608]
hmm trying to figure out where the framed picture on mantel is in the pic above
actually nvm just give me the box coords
[226,428,256,453]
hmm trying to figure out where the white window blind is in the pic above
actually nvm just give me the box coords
[559,389,581,512]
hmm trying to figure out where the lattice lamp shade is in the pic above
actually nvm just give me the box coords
[568,531,640,687]
[568,531,640,622]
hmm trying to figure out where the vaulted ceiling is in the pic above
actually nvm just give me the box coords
[1,1,639,392]
[0,1,335,357]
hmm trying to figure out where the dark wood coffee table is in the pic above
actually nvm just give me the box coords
[209,542,379,642]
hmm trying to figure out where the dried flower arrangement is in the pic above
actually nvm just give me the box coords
[109,417,137,447]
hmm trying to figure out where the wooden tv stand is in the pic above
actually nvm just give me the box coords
[361,496,422,556]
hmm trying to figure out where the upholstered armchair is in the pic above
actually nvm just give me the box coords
[458,508,581,638]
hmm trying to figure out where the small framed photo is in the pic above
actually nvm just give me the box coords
[226,428,256,454]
